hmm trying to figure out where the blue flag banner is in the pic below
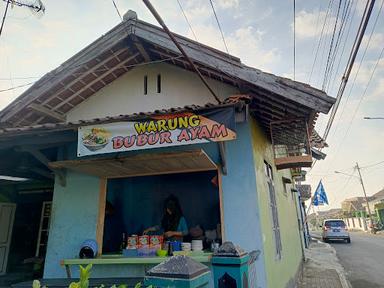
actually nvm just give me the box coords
[312,181,329,206]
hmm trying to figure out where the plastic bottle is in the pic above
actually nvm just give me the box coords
[120,233,127,252]
[167,241,173,257]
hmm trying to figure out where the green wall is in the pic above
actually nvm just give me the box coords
[250,119,303,288]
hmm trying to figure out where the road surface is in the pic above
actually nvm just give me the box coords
[328,232,384,288]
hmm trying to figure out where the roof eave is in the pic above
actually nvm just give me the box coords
[0,16,336,125]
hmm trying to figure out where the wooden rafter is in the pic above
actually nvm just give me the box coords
[42,48,131,107]
[28,103,66,122]
[11,48,133,126]
[18,147,66,186]
[133,36,151,62]
[52,53,140,111]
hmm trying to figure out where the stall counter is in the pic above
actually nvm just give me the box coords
[60,252,213,278]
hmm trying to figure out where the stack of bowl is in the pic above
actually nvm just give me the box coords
[191,240,203,251]
[181,242,191,252]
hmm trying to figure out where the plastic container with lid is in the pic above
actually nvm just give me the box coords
[79,239,98,259]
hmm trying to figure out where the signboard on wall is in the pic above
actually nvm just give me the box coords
[77,107,236,157]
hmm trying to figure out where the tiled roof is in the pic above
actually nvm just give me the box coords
[0,12,335,129]
[0,95,250,137]
[370,188,384,200]
[310,129,328,149]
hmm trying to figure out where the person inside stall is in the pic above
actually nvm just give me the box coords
[143,195,188,241]
[103,201,121,253]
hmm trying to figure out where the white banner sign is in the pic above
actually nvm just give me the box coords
[77,108,236,157]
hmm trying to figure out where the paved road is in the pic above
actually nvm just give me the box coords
[328,232,384,288]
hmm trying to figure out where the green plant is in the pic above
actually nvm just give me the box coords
[32,280,47,288]
[69,264,92,288]
[32,264,150,288]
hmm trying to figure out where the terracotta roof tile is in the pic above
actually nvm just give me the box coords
[0,96,249,137]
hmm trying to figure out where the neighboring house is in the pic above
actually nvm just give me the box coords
[0,11,334,287]
[341,197,366,215]
[362,188,384,215]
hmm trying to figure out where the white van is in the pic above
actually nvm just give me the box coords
[322,219,351,243]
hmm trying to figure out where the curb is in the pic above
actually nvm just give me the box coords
[317,240,352,288]
[320,242,351,288]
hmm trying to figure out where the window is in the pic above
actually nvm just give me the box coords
[264,161,273,180]
[283,182,288,196]
[264,161,282,259]
[157,74,161,93]
[324,220,346,228]
[144,75,148,95]
[282,177,291,197]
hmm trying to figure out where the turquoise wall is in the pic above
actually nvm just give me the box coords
[43,123,267,287]
[220,122,267,287]
[43,171,100,278]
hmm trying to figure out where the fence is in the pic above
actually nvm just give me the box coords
[344,217,368,231]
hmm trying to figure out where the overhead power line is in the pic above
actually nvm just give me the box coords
[338,41,384,144]
[2,0,45,13]
[143,0,221,103]
[328,0,383,140]
[1,0,45,41]
[0,81,35,92]
[0,0,11,40]
[176,0,198,41]
[111,0,123,21]
[209,0,230,55]
[0,55,184,93]
[322,0,377,141]
[308,0,334,83]
[323,0,352,92]
[322,0,342,90]
[334,172,355,205]
[0,76,40,80]
[361,160,384,169]
[328,0,357,93]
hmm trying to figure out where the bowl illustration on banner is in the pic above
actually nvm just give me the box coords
[82,128,110,151]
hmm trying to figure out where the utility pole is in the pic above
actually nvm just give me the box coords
[356,162,375,232]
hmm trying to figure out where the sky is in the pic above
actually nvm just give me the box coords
[0,0,383,209]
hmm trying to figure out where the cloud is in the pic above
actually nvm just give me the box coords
[183,4,212,23]
[216,0,239,9]
[187,24,280,72]
[352,58,384,86]
[368,76,384,101]
[294,10,336,39]
[362,33,384,51]
[227,26,280,71]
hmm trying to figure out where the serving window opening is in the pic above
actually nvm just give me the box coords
[102,170,222,254]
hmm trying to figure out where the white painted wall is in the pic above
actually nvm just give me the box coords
[67,63,239,122]
[345,217,368,231]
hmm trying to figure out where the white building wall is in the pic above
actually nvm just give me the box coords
[345,217,368,231]
[67,63,239,122]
